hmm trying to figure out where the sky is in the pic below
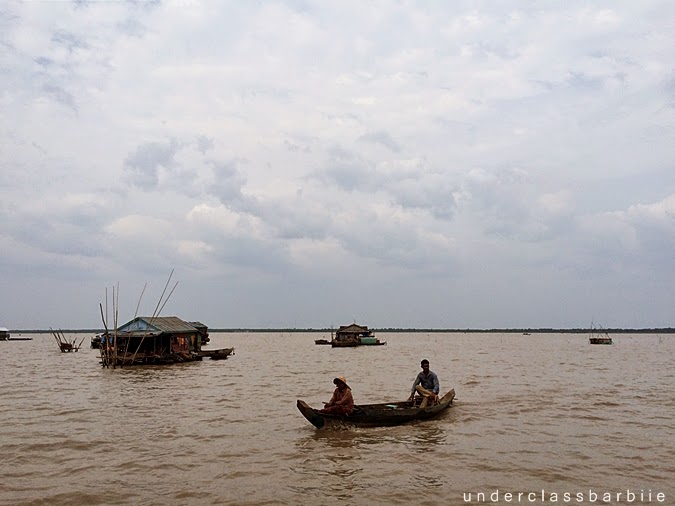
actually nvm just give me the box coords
[1,0,674,330]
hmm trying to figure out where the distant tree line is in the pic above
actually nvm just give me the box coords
[12,327,674,334]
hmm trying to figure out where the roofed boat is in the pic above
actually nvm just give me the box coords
[297,388,455,428]
[331,323,386,347]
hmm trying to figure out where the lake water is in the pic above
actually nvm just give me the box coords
[0,332,672,505]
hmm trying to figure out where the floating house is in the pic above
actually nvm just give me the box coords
[331,323,386,347]
[0,327,10,340]
[99,316,232,367]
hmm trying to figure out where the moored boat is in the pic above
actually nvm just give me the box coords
[331,323,386,347]
[589,323,613,345]
[589,336,612,345]
[297,388,455,428]
[197,347,235,360]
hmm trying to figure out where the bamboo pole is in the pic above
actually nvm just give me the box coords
[130,271,177,364]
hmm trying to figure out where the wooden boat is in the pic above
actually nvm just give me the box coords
[589,336,612,345]
[589,323,613,345]
[297,388,455,428]
[315,339,331,345]
[197,347,235,360]
[360,337,386,346]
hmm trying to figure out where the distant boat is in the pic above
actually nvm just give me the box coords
[0,328,33,341]
[91,334,103,348]
[314,339,331,345]
[589,323,613,345]
[331,323,386,347]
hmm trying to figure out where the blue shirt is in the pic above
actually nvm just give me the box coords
[412,370,439,394]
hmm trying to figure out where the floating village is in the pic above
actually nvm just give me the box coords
[3,273,642,430]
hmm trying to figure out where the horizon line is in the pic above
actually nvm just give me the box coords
[7,327,675,334]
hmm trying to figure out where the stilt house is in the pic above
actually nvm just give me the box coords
[332,323,374,347]
[99,316,207,365]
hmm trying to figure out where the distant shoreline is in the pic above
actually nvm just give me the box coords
[8,327,675,334]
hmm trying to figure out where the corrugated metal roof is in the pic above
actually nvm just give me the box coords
[338,323,369,332]
[118,316,198,333]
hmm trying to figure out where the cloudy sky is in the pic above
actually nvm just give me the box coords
[1,1,673,330]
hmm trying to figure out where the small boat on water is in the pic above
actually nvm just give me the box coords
[589,323,613,345]
[197,347,234,360]
[297,389,455,429]
[314,339,331,345]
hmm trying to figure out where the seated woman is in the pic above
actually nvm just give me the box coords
[320,376,354,415]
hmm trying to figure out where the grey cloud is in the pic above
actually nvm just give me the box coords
[34,56,53,68]
[284,139,311,153]
[116,17,147,38]
[566,71,604,90]
[42,84,77,112]
[51,29,88,53]
[319,162,377,192]
[213,235,291,273]
[196,135,214,155]
[209,160,259,213]
[460,168,562,241]
[316,150,459,220]
[3,200,110,259]
[389,179,458,220]
[123,140,180,189]
[357,131,401,152]
[315,146,381,192]
[256,198,331,241]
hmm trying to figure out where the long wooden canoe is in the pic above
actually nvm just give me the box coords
[297,388,455,428]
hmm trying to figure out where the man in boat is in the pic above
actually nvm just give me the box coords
[320,376,354,415]
[408,359,440,408]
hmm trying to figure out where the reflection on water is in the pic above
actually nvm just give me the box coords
[400,425,446,453]
[0,332,673,505]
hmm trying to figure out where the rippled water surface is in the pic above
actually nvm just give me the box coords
[1,332,673,505]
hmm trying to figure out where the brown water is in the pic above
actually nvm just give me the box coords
[0,332,672,505]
